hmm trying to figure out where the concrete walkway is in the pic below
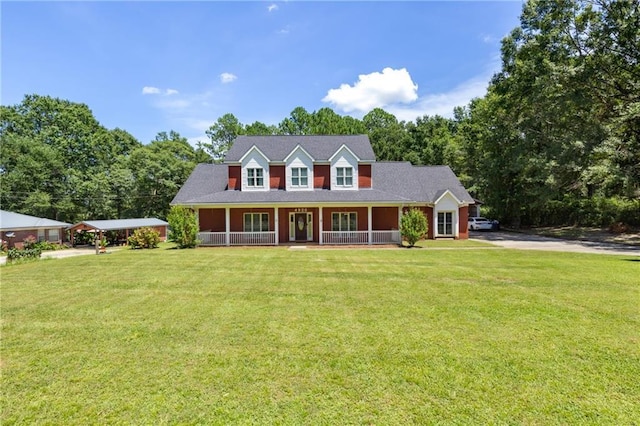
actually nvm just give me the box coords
[471,231,640,256]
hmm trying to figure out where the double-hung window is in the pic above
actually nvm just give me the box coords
[244,213,269,232]
[247,168,264,188]
[331,212,357,231]
[336,167,353,187]
[291,167,308,188]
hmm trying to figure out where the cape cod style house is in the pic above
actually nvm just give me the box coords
[171,135,474,246]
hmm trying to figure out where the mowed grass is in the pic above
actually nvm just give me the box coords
[2,244,639,424]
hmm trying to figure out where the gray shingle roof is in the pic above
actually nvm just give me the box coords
[225,135,376,162]
[70,218,168,231]
[172,162,473,206]
[0,210,71,230]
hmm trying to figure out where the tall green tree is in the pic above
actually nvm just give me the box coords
[128,131,201,219]
[363,108,411,162]
[202,114,245,162]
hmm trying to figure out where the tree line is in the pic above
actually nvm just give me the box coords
[1,0,638,227]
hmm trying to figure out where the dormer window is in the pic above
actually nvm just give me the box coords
[291,167,308,188]
[247,168,264,187]
[336,167,353,187]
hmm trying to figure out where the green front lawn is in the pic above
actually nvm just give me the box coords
[2,245,639,424]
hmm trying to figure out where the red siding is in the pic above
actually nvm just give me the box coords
[372,207,398,230]
[229,208,275,232]
[358,164,372,188]
[198,208,226,232]
[322,207,368,231]
[403,206,433,239]
[228,166,241,190]
[279,207,319,242]
[458,206,469,240]
[314,165,330,189]
[270,165,285,189]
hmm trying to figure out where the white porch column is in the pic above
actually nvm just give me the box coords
[274,207,279,245]
[398,206,403,229]
[225,207,230,246]
[367,205,372,245]
[319,206,323,245]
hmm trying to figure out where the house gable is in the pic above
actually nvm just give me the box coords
[240,146,270,192]
[330,145,359,191]
[285,145,314,192]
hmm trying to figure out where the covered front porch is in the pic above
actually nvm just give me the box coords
[196,205,406,246]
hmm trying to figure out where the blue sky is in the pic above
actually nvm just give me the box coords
[2,1,523,145]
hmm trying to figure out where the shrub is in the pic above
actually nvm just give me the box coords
[34,240,65,251]
[400,208,428,247]
[23,235,38,249]
[7,247,42,262]
[167,206,200,249]
[128,227,160,249]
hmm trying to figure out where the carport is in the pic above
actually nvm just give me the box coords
[68,218,169,246]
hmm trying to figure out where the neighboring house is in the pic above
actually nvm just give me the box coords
[68,218,169,245]
[0,210,71,248]
[171,135,474,246]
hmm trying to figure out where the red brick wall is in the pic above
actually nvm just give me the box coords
[228,166,241,190]
[314,165,330,189]
[458,206,469,240]
[198,208,226,232]
[270,165,285,189]
[358,164,372,188]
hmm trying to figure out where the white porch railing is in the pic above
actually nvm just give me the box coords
[230,231,276,246]
[199,230,399,246]
[198,232,276,246]
[371,230,401,244]
[198,232,226,246]
[322,231,369,245]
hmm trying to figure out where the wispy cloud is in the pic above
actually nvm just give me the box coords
[142,86,161,95]
[220,72,238,84]
[267,4,278,12]
[387,77,489,121]
[142,86,179,96]
[322,68,418,113]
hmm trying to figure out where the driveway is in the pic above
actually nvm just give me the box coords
[471,231,640,256]
[1,247,105,265]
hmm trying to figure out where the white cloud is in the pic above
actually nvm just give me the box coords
[386,76,490,121]
[322,60,500,121]
[268,4,278,12]
[142,86,161,95]
[322,68,418,113]
[220,72,238,84]
[142,86,180,96]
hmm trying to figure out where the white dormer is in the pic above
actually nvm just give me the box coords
[284,145,314,191]
[329,144,359,190]
[240,146,270,192]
